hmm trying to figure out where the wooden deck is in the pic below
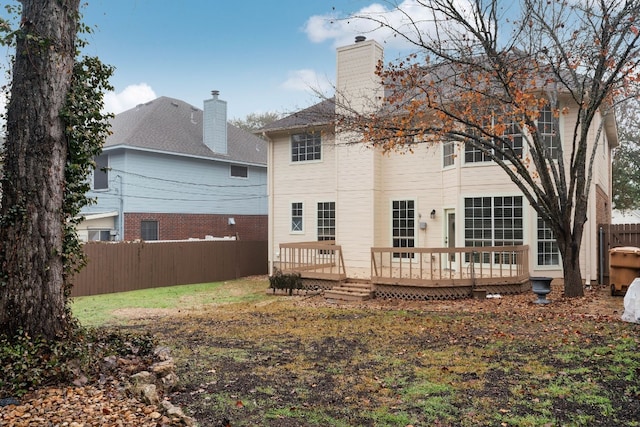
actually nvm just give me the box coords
[370,245,530,299]
[276,241,347,284]
[275,242,531,300]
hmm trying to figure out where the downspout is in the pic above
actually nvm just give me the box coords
[116,174,124,241]
[599,225,604,285]
[263,132,274,276]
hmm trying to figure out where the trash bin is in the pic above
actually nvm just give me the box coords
[609,246,640,296]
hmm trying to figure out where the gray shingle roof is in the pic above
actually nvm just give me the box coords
[106,96,267,165]
[260,98,335,133]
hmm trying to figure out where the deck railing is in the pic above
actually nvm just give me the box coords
[277,241,347,281]
[371,245,529,287]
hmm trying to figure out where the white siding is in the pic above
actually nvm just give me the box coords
[267,39,615,284]
[269,129,338,267]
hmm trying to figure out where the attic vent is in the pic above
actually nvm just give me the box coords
[171,101,179,107]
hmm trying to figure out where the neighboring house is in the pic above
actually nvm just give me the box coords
[78,92,268,242]
[612,209,640,225]
[261,38,616,296]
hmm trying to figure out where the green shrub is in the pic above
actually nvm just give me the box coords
[0,330,78,397]
[0,327,156,398]
[269,269,303,295]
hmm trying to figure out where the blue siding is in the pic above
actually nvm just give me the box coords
[83,152,122,215]
[85,149,267,216]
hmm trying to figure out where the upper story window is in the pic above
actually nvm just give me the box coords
[291,131,321,162]
[538,105,560,160]
[230,164,248,178]
[443,141,455,167]
[496,118,523,160]
[464,141,491,163]
[465,116,523,163]
[93,154,109,190]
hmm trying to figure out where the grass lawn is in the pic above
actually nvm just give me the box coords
[72,277,640,426]
[71,277,269,326]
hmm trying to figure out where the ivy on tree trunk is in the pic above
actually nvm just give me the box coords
[0,0,81,339]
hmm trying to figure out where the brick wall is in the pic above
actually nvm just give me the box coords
[124,213,267,241]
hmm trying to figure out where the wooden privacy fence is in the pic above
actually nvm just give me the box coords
[71,240,267,297]
[598,223,640,285]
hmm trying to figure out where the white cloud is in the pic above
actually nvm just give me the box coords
[281,69,333,95]
[304,0,446,50]
[103,83,157,114]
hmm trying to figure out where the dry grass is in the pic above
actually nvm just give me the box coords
[107,278,640,426]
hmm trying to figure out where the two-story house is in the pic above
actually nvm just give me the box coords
[78,91,268,242]
[261,38,616,299]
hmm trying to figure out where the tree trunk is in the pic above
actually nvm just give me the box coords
[559,237,585,298]
[0,0,80,339]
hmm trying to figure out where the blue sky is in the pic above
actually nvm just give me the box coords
[1,0,429,120]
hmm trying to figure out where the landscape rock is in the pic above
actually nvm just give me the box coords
[151,359,175,377]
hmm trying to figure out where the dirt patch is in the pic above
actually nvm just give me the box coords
[118,284,638,426]
[293,283,625,321]
[111,307,181,320]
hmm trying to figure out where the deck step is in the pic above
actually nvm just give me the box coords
[324,282,374,302]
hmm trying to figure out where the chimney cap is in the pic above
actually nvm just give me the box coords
[355,35,366,43]
[211,90,220,97]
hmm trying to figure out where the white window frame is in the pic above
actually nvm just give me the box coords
[536,214,560,267]
[463,196,523,264]
[291,202,304,233]
[537,104,561,160]
[496,117,524,160]
[317,202,335,242]
[88,229,112,241]
[392,199,416,259]
[291,132,322,163]
[464,115,523,164]
[443,140,456,168]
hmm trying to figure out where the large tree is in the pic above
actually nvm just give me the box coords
[336,0,640,297]
[0,0,85,339]
[612,99,640,211]
[230,111,282,135]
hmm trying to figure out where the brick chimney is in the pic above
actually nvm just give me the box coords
[203,90,227,154]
